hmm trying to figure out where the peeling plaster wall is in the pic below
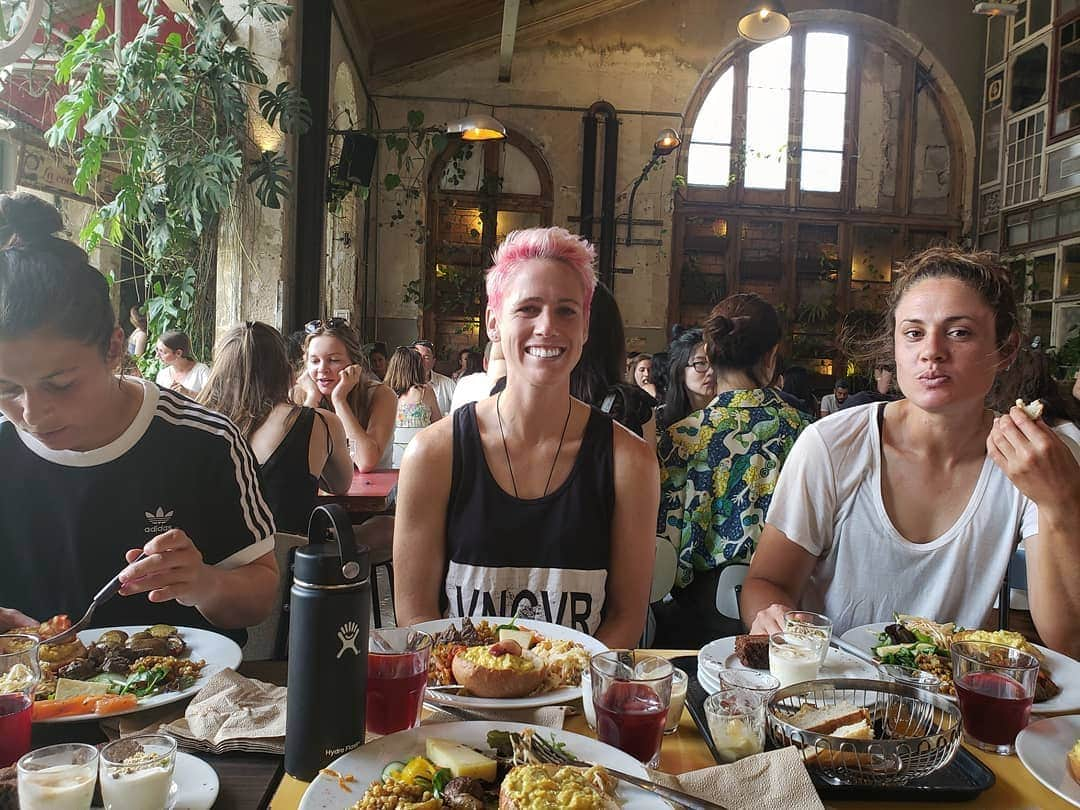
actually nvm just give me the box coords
[368,0,984,350]
[214,0,298,340]
[855,44,901,211]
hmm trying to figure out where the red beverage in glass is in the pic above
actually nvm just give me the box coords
[0,693,32,767]
[366,652,428,735]
[955,671,1033,747]
[594,680,667,764]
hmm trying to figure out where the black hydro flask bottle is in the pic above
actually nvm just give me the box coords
[284,504,371,780]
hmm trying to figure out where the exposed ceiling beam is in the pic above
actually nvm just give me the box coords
[498,0,520,82]
[372,0,650,86]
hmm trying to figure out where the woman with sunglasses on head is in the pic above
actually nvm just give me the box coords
[0,193,277,640]
[199,322,354,534]
[394,227,660,648]
[299,318,396,472]
[743,248,1080,656]
[654,294,810,647]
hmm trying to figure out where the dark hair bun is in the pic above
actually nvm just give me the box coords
[0,192,64,247]
[703,294,782,374]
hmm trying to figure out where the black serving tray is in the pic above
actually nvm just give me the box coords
[671,656,996,802]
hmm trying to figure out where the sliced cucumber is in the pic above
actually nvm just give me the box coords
[381,761,407,781]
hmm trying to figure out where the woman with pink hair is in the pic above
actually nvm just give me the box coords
[393,227,659,647]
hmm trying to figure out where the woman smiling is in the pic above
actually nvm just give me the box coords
[393,227,659,648]
[742,247,1080,656]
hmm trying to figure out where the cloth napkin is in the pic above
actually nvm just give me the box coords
[649,747,825,810]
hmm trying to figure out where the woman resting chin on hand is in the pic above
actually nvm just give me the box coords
[0,192,278,643]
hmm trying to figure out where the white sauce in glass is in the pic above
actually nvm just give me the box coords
[17,764,96,810]
[769,642,822,688]
[101,761,173,809]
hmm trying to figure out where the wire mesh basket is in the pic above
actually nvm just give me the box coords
[766,678,962,786]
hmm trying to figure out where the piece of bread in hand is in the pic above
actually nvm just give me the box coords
[1069,739,1080,786]
[499,764,618,810]
[1015,398,1045,420]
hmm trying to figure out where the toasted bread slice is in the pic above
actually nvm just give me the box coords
[1069,740,1080,786]
[788,701,871,735]
[499,764,618,810]
[1016,398,1045,420]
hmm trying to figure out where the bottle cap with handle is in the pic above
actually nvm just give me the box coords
[285,504,371,781]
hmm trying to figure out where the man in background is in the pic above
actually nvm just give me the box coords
[414,340,456,417]
[819,378,850,417]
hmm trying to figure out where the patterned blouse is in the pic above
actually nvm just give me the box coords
[657,388,810,589]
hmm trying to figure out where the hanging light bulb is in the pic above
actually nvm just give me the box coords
[445,113,507,142]
[737,1,791,42]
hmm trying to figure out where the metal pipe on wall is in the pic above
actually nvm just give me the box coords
[579,101,618,291]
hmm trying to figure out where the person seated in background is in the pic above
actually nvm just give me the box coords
[155,329,211,397]
[127,305,148,357]
[452,347,474,380]
[818,377,850,417]
[657,327,716,432]
[742,247,1080,657]
[655,294,810,647]
[385,346,442,466]
[298,319,396,472]
[413,339,456,416]
[841,362,900,409]
[394,227,658,648]
[368,341,389,381]
[0,192,276,641]
[777,365,817,419]
[630,353,658,401]
[449,341,503,414]
[570,282,657,451]
[199,322,353,534]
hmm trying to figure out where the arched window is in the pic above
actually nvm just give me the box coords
[423,130,553,357]
[671,17,973,382]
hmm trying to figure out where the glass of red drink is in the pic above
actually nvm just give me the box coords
[590,650,672,767]
[950,640,1039,755]
[0,634,40,768]
[366,628,432,736]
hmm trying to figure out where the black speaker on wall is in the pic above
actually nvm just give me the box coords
[335,132,378,186]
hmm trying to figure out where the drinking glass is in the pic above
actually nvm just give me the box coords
[951,640,1039,755]
[0,634,40,768]
[100,734,177,810]
[784,610,833,666]
[704,689,766,764]
[590,651,673,767]
[17,743,98,810]
[882,664,941,693]
[718,668,781,705]
[664,668,688,735]
[768,632,826,688]
[366,628,433,735]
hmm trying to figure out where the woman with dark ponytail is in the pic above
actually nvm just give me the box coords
[655,293,810,646]
[0,193,277,641]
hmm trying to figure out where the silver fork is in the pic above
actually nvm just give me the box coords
[514,731,727,810]
[45,553,147,646]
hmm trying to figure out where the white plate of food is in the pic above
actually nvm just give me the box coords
[297,721,655,810]
[411,616,606,710]
[839,620,1080,714]
[698,635,880,690]
[1016,715,1080,807]
[28,623,241,723]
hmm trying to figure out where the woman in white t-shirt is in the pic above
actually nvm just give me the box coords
[155,330,211,396]
[742,247,1080,656]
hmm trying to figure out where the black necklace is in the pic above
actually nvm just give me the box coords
[496,394,573,498]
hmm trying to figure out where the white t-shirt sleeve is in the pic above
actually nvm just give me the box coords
[189,363,211,394]
[764,426,838,558]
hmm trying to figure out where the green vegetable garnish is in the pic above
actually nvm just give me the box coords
[495,608,522,632]
[432,768,453,797]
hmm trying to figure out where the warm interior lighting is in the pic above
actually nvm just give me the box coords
[738,0,790,42]
[972,2,1019,16]
[653,128,682,155]
[446,113,507,142]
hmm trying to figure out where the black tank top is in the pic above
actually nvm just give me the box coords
[444,402,615,635]
[260,407,324,534]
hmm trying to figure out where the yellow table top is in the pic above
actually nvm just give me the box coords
[269,650,1076,810]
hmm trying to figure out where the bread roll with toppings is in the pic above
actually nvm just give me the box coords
[450,640,545,699]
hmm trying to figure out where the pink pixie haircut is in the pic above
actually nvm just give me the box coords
[486,226,598,317]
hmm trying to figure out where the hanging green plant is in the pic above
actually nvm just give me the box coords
[41,0,311,363]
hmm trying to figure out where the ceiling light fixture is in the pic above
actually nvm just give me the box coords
[973,2,1019,15]
[446,113,507,142]
[737,0,791,42]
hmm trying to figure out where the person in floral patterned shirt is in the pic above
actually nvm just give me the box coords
[654,293,810,646]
